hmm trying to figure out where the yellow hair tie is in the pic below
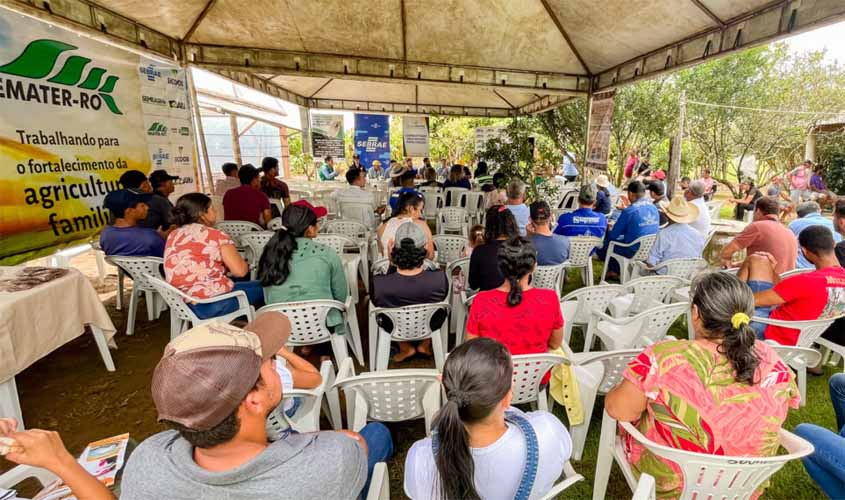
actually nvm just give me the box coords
[731,312,751,329]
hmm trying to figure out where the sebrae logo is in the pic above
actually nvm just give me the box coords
[0,39,123,115]
[147,122,168,136]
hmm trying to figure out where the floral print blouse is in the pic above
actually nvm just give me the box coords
[164,223,235,299]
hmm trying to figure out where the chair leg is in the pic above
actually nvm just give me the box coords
[586,261,595,286]
[115,268,125,311]
[144,290,157,322]
[796,364,807,407]
[368,317,379,369]
[89,325,116,372]
[0,377,24,429]
[325,386,343,431]
[330,335,350,367]
[431,332,446,372]
[169,313,181,340]
[94,251,106,286]
[538,387,549,412]
[345,311,365,366]
[569,370,599,461]
[592,410,618,500]
[126,288,139,336]
[375,332,392,371]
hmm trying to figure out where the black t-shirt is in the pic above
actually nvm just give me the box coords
[469,240,504,291]
[141,192,173,230]
[372,270,449,331]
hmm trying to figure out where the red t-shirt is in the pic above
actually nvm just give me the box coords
[765,266,845,345]
[222,185,270,225]
[466,288,564,383]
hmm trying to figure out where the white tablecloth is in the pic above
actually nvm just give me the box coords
[0,266,116,382]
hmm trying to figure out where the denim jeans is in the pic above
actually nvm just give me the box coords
[359,422,394,497]
[794,374,845,499]
[746,280,774,339]
[189,280,264,319]
[831,373,845,432]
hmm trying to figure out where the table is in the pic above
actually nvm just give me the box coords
[0,266,116,427]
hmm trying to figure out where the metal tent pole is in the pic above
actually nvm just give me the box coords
[186,67,213,192]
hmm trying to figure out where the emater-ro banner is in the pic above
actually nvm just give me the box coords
[0,9,195,264]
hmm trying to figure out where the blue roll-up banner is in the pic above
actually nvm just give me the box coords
[353,114,390,170]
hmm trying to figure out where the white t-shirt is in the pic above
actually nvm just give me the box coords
[689,196,711,237]
[403,409,572,500]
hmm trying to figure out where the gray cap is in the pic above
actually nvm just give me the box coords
[579,184,596,204]
[394,221,427,249]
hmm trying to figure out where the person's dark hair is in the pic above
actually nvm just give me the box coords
[754,197,779,216]
[681,176,691,183]
[222,162,238,176]
[448,165,465,183]
[324,155,332,163]
[798,225,835,256]
[627,180,645,194]
[497,236,537,307]
[258,205,317,286]
[238,164,260,185]
[171,192,212,226]
[390,237,427,270]
[475,161,488,177]
[345,167,363,184]
[433,337,512,500]
[691,272,760,385]
[646,180,665,197]
[261,157,279,173]
[424,167,437,182]
[401,170,416,186]
[483,205,518,243]
[395,191,424,216]
[492,172,506,189]
[835,199,845,220]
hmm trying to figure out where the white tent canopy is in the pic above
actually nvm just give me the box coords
[4,0,844,116]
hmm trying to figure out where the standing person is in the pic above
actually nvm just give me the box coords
[367,159,386,179]
[468,206,520,291]
[562,152,578,182]
[349,153,365,171]
[372,222,449,363]
[259,157,291,212]
[699,168,716,201]
[554,184,607,239]
[100,189,165,257]
[794,374,845,499]
[378,191,434,258]
[214,162,241,196]
[527,201,569,266]
[319,156,339,181]
[164,193,264,318]
[437,158,450,179]
[727,179,762,221]
[605,272,799,500]
[466,237,564,361]
[644,196,705,273]
[597,181,660,279]
[505,179,530,236]
[684,180,711,237]
[720,197,797,273]
[789,201,843,269]
[624,147,639,180]
[443,164,471,190]
[223,164,273,226]
[403,338,572,500]
[788,160,813,204]
[143,169,179,233]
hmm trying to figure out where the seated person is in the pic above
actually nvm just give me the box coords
[795,373,845,499]
[482,172,508,209]
[789,201,842,269]
[259,156,291,215]
[165,193,264,319]
[466,237,563,369]
[809,164,837,210]
[319,155,339,181]
[505,180,530,236]
[120,313,393,499]
[378,192,434,258]
[388,169,421,213]
[333,166,384,229]
[119,169,152,193]
[367,159,387,179]
[679,176,690,191]
[419,166,443,189]
[222,164,272,226]
[767,176,795,219]
[214,162,240,196]
[597,181,659,277]
[100,189,164,257]
[740,225,845,344]
[142,169,179,235]
[720,197,797,273]
[443,164,471,190]
[594,179,612,215]
[273,344,321,430]
[404,338,572,500]
[468,206,520,291]
[684,180,711,237]
[372,222,449,363]
[527,201,569,266]
[0,418,117,500]
[259,201,348,335]
[644,196,705,273]
[554,184,607,238]
[727,179,762,221]
[606,271,799,499]
[646,180,669,226]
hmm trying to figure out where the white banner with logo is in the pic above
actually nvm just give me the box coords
[0,9,196,263]
[402,116,429,157]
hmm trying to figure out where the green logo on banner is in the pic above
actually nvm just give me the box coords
[148,122,168,136]
[0,39,123,114]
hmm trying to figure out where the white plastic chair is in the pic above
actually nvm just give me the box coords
[437,207,469,236]
[780,267,815,279]
[215,220,263,245]
[240,231,276,279]
[584,302,688,352]
[706,200,723,220]
[592,415,813,500]
[316,233,364,304]
[108,256,166,336]
[369,302,450,371]
[564,236,602,286]
[366,462,390,500]
[600,234,658,284]
[146,275,256,339]
[558,190,579,211]
[455,290,478,348]
[258,300,359,366]
[338,201,378,229]
[446,257,471,341]
[560,285,627,348]
[567,349,640,460]
[267,217,284,230]
[631,473,657,500]
[632,257,708,281]
[0,464,58,493]
[422,190,444,222]
[536,461,585,500]
[265,359,342,436]
[532,263,567,296]
[608,275,688,318]
[270,198,285,216]
[433,235,468,267]
[333,358,441,436]
[323,219,376,288]
[465,191,486,225]
[444,187,468,207]
[511,353,569,411]
[767,343,822,407]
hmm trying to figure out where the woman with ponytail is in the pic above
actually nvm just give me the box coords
[605,271,800,499]
[259,201,348,332]
[164,192,264,319]
[404,338,572,499]
[465,237,563,383]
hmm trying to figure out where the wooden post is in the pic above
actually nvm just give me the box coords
[229,113,242,166]
[279,126,291,178]
[186,67,212,192]
[667,91,686,199]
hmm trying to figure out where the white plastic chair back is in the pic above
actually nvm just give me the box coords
[323,219,370,243]
[659,258,708,280]
[624,275,688,316]
[0,465,58,491]
[270,198,285,215]
[289,189,314,201]
[433,235,468,267]
[559,190,579,210]
[215,220,263,244]
[437,207,469,235]
[706,200,723,220]
[422,191,444,220]
[567,236,602,267]
[108,256,164,293]
[316,234,358,256]
[780,267,814,279]
[375,302,449,342]
[339,201,374,226]
[465,191,485,221]
[633,302,689,346]
[146,275,203,325]
[258,300,345,346]
[602,234,658,283]
[240,231,276,277]
[265,360,341,435]
[752,316,839,348]
[444,187,468,207]
[560,284,626,343]
[267,217,284,230]
[532,263,566,294]
[587,302,688,352]
[510,353,568,409]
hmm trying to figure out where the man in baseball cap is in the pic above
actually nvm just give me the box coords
[100,189,165,257]
[527,200,570,265]
[553,183,608,239]
[143,169,180,233]
[121,312,393,499]
[119,170,152,193]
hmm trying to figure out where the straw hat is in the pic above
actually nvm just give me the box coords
[664,195,699,224]
[595,174,610,188]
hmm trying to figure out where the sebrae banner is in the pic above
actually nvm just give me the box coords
[0,10,194,264]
